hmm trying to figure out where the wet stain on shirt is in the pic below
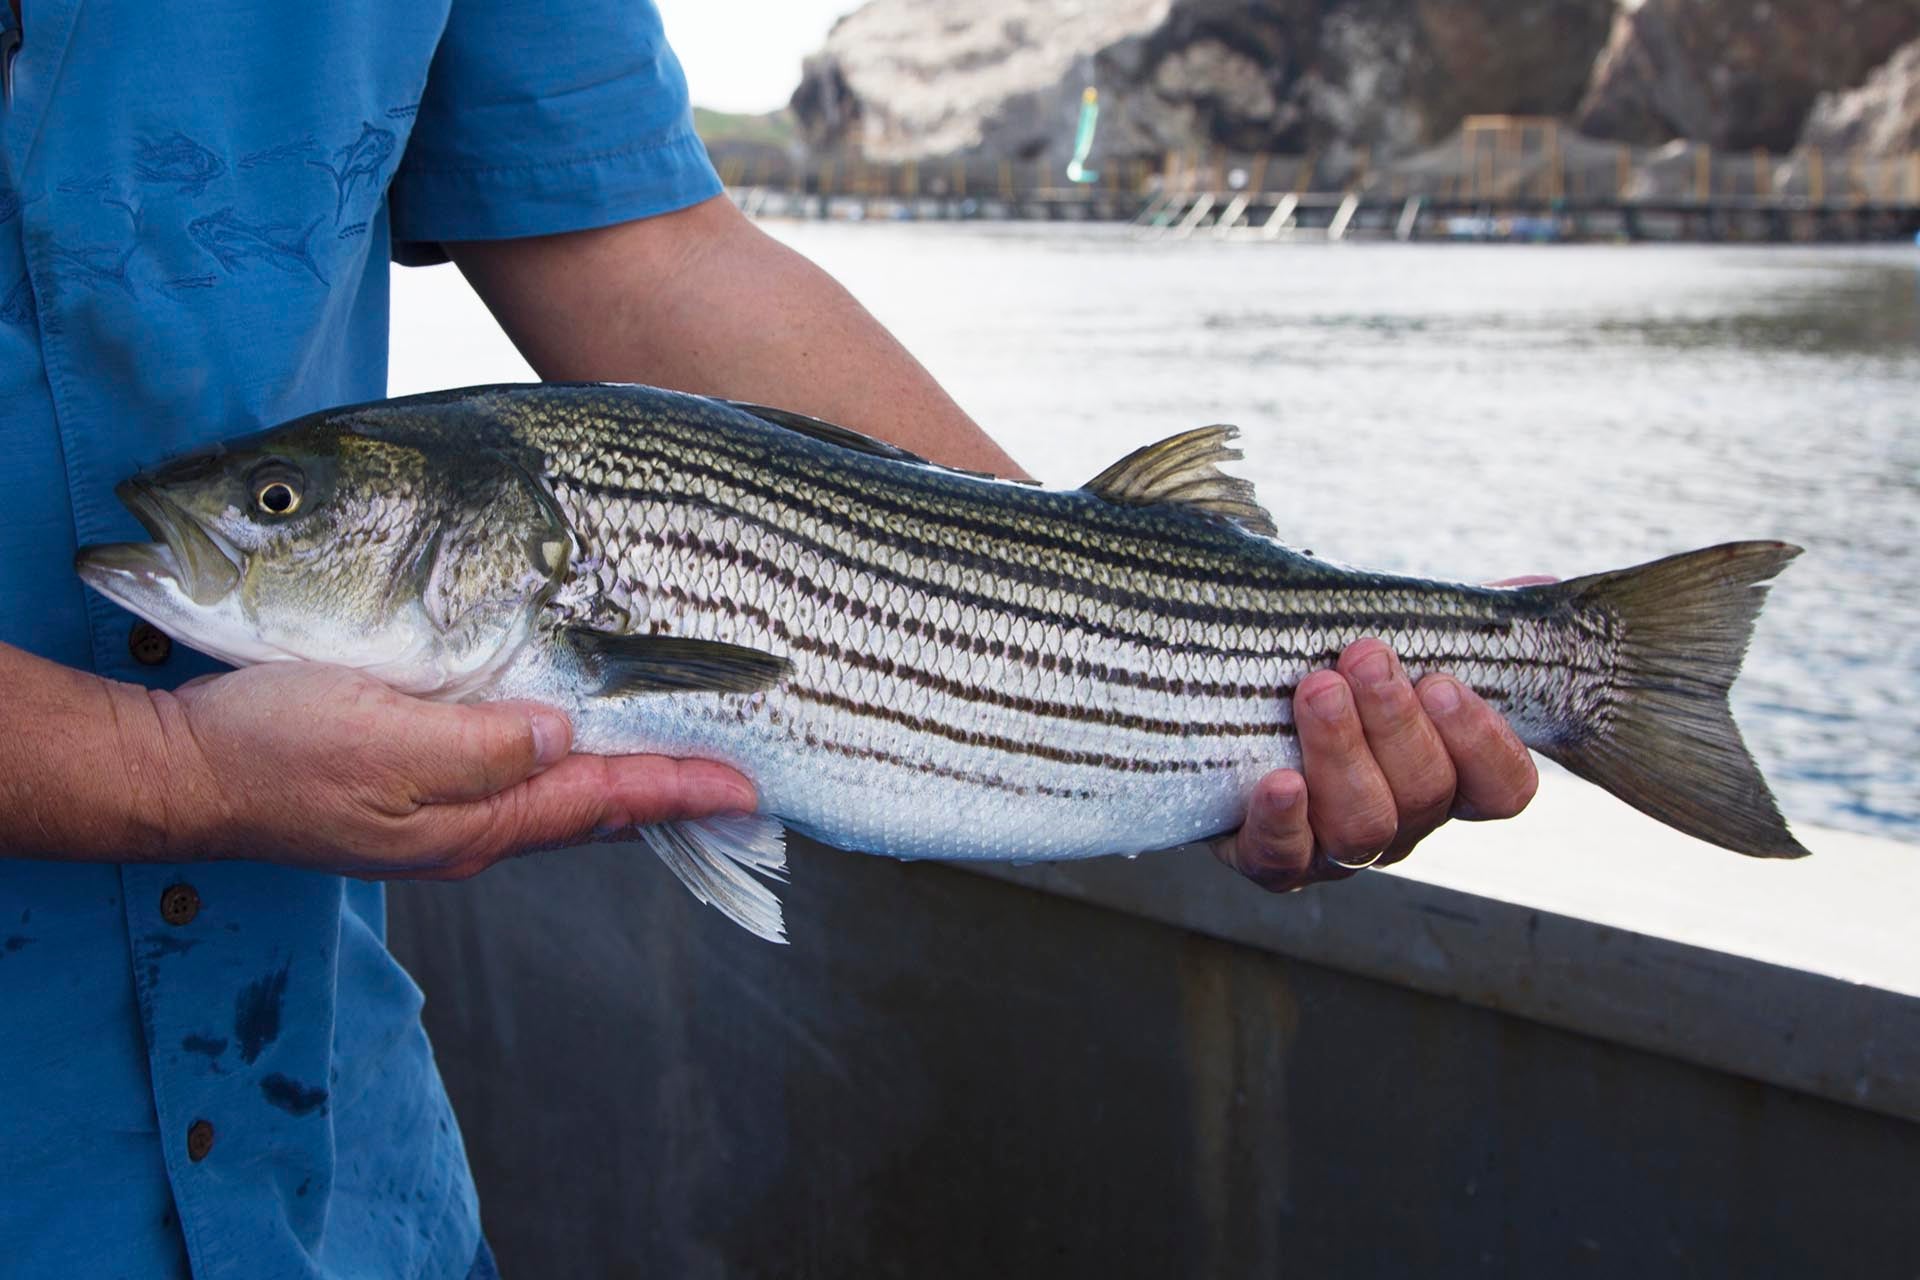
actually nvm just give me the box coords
[181,1033,227,1060]
[2,935,32,955]
[235,961,290,1064]
[261,1073,329,1117]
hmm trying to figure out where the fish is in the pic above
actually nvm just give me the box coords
[75,383,1808,943]
[188,208,327,286]
[50,242,138,297]
[134,132,228,196]
[307,122,396,222]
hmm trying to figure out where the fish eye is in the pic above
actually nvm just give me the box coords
[249,461,306,517]
[257,482,299,515]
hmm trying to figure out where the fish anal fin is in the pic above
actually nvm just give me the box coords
[567,627,792,696]
[1084,425,1277,537]
[640,814,789,943]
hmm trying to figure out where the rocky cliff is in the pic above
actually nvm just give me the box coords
[1574,0,1920,151]
[1799,36,1920,156]
[788,0,1920,167]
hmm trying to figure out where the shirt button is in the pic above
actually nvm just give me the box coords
[159,883,201,927]
[129,622,172,665]
[186,1119,215,1162]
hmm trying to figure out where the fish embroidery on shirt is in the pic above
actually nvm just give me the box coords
[133,132,228,197]
[50,243,139,297]
[0,275,33,325]
[55,172,114,196]
[189,209,329,285]
[308,122,397,223]
[238,135,320,172]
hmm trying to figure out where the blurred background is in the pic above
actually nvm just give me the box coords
[409,0,1920,843]
[388,3,1920,1275]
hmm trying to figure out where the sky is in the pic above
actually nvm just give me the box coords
[655,0,862,114]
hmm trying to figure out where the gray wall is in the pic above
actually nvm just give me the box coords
[389,840,1920,1278]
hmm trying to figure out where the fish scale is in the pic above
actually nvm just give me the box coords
[503,392,1600,861]
[76,382,1809,942]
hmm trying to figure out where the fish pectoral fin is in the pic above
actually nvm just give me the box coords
[566,627,793,696]
[640,814,789,944]
[1083,425,1277,538]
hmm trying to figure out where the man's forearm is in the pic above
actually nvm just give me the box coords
[0,642,188,859]
[448,196,1029,477]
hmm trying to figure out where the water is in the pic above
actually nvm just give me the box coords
[754,225,1920,843]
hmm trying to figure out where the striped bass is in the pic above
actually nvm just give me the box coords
[76,383,1807,941]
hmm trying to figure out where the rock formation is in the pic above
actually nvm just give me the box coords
[792,0,1615,168]
[1573,0,1920,152]
[1798,36,1920,156]
[787,0,1920,168]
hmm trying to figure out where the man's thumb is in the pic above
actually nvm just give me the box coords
[403,700,574,803]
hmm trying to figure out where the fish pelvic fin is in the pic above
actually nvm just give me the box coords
[1539,540,1809,858]
[640,814,789,943]
[1083,425,1277,537]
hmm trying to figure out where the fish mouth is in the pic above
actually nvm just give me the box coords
[75,479,242,607]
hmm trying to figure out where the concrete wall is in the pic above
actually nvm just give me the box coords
[389,838,1920,1279]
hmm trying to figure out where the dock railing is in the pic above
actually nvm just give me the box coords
[724,117,1920,242]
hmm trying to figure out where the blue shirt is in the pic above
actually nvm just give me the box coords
[0,3,720,1276]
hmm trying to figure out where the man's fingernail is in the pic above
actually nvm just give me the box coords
[530,711,570,768]
[1269,784,1300,812]
[1351,649,1393,689]
[1307,681,1350,719]
[1421,678,1462,716]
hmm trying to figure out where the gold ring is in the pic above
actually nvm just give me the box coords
[1327,848,1385,871]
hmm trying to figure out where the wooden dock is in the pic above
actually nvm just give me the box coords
[722,118,1920,244]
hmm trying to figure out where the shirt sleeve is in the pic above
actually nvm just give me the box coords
[388,0,722,265]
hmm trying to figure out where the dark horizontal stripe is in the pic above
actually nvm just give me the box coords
[764,705,1096,801]
[561,401,1278,579]
[787,683,1242,777]
[568,448,1520,638]
[654,579,1301,743]
[593,493,1611,680]
[628,525,1303,701]
[572,481,1542,667]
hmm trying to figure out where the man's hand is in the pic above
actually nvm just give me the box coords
[1213,637,1539,893]
[150,663,754,879]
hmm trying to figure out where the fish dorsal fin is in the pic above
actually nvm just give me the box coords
[724,400,1034,485]
[640,814,789,943]
[566,627,792,696]
[1083,425,1277,537]
[726,400,937,465]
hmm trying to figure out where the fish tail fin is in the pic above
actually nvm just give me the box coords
[1539,540,1809,858]
[299,217,329,286]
